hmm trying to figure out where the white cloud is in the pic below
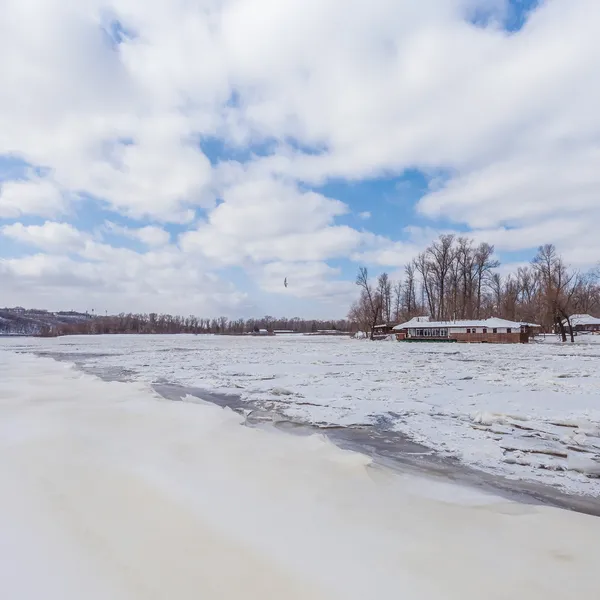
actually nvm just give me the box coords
[0,179,66,219]
[350,227,449,268]
[417,148,600,229]
[246,227,361,263]
[353,240,422,269]
[0,248,249,316]
[103,221,170,247]
[1,222,88,253]
[133,226,170,247]
[179,179,355,264]
[256,261,356,302]
[358,211,371,220]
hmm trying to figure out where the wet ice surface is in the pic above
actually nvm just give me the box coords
[2,333,600,502]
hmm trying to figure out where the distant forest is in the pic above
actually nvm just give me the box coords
[39,314,354,337]
[350,237,600,341]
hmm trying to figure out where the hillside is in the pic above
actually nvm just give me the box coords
[0,308,93,336]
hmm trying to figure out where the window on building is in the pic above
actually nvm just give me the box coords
[493,328,497,334]
[466,328,471,334]
[483,328,488,334]
[507,328,512,334]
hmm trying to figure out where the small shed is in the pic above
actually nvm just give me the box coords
[372,323,396,337]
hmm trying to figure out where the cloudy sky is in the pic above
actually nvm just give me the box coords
[1,0,599,318]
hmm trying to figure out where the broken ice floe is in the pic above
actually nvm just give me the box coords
[470,412,600,478]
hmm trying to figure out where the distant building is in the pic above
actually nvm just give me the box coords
[372,323,397,339]
[563,314,600,333]
[393,317,539,344]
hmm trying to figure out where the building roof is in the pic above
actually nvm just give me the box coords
[393,317,538,331]
[564,314,600,326]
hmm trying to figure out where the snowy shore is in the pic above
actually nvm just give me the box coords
[1,350,600,599]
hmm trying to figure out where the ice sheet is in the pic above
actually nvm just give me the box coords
[2,333,600,495]
[1,350,600,599]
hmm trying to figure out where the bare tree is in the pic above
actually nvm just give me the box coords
[489,272,503,315]
[356,267,382,340]
[403,262,417,317]
[414,254,436,318]
[218,316,228,332]
[427,234,455,320]
[377,272,392,324]
[474,243,500,318]
[456,237,475,319]
[393,280,403,322]
[347,293,372,334]
[532,244,578,342]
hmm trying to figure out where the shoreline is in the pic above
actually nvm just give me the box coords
[154,381,600,517]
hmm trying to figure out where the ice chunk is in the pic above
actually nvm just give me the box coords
[271,387,294,396]
[567,453,600,477]
[500,438,568,458]
[471,411,506,426]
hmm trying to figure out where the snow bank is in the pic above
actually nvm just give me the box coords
[1,351,600,599]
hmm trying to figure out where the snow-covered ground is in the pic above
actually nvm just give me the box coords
[2,334,600,496]
[1,350,599,599]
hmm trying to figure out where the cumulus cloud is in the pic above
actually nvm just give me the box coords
[1,0,599,314]
[179,179,355,264]
[1,222,88,253]
[0,247,248,316]
[0,179,67,219]
[256,261,356,302]
[103,221,171,247]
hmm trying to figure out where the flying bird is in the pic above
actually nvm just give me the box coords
[284,278,288,288]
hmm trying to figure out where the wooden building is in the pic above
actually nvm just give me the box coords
[372,323,397,339]
[393,317,539,344]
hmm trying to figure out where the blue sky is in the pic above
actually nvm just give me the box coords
[1,0,599,317]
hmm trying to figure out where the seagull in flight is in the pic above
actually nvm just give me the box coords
[284,278,288,288]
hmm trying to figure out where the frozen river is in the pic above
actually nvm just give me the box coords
[2,333,600,499]
[1,347,600,600]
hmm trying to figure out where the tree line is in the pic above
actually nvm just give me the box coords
[349,235,600,341]
[41,313,355,337]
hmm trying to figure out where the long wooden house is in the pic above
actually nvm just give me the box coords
[393,317,539,344]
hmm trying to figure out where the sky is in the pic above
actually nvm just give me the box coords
[1,0,599,319]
